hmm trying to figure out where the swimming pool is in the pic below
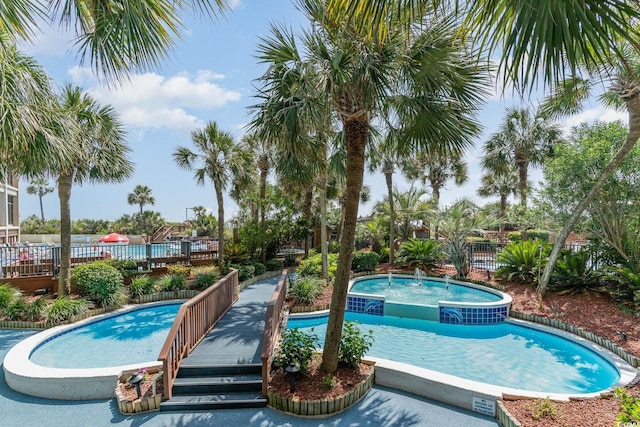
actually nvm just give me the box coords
[30,304,180,369]
[288,312,632,397]
[3,302,182,400]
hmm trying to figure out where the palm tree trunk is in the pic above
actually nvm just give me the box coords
[499,193,507,243]
[58,173,72,296]
[335,196,346,242]
[260,167,268,263]
[537,93,640,300]
[303,189,313,258]
[215,182,225,266]
[320,172,329,279]
[517,160,528,208]
[385,171,395,265]
[39,195,45,223]
[321,118,368,374]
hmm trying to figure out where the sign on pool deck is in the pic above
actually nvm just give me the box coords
[472,397,496,416]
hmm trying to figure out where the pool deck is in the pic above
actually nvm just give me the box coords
[0,275,500,427]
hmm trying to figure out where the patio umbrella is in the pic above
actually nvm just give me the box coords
[98,233,130,244]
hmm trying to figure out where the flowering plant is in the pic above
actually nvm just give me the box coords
[136,368,149,381]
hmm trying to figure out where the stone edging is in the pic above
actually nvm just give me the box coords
[267,365,374,416]
[115,370,163,414]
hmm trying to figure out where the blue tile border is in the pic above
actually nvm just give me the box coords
[347,296,384,316]
[439,306,508,325]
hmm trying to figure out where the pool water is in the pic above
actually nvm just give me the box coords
[30,304,181,369]
[350,277,502,305]
[288,312,619,394]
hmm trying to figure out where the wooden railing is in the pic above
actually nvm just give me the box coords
[260,269,288,396]
[151,225,173,243]
[158,268,238,399]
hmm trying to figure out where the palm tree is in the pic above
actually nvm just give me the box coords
[1,1,230,82]
[477,166,518,243]
[482,107,562,210]
[26,177,55,223]
[127,185,155,215]
[252,0,488,374]
[173,121,250,267]
[54,84,134,295]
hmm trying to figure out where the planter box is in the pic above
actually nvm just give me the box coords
[115,371,163,414]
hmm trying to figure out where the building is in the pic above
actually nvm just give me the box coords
[0,176,20,245]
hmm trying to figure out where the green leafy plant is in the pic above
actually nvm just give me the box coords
[289,276,324,305]
[265,259,284,271]
[158,274,186,291]
[339,321,374,368]
[192,271,220,290]
[252,262,266,276]
[529,397,559,420]
[0,284,21,313]
[322,375,337,389]
[167,264,191,278]
[275,328,319,372]
[224,243,250,264]
[46,297,93,323]
[377,247,390,263]
[230,264,255,282]
[551,249,603,291]
[397,238,443,272]
[494,240,549,284]
[4,298,28,321]
[70,261,126,307]
[283,249,298,267]
[297,253,338,280]
[104,259,139,275]
[615,387,640,425]
[129,274,157,298]
[351,250,381,272]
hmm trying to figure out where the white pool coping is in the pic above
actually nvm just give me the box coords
[3,300,184,400]
[289,312,638,416]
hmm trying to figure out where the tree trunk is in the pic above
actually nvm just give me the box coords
[499,193,507,243]
[517,159,528,209]
[321,118,368,374]
[303,189,313,258]
[320,172,329,280]
[39,195,45,223]
[537,93,640,300]
[385,170,395,265]
[335,196,346,243]
[57,173,72,296]
[215,182,225,266]
[260,167,268,264]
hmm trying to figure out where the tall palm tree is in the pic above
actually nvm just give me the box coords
[54,84,134,295]
[127,185,155,215]
[173,121,250,267]
[252,0,488,374]
[26,177,55,223]
[1,1,230,82]
[482,107,562,210]
[476,167,518,243]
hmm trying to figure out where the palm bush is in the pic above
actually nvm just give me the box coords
[494,240,549,284]
[158,274,186,292]
[224,243,250,264]
[289,276,325,305]
[129,274,157,298]
[397,239,443,272]
[0,284,21,313]
[46,297,93,323]
[607,262,640,305]
[192,271,220,290]
[6,297,47,322]
[351,251,380,273]
[551,250,603,292]
[70,261,127,307]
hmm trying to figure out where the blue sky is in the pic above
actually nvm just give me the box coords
[18,1,625,224]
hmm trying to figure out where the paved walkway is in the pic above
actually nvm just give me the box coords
[0,276,500,427]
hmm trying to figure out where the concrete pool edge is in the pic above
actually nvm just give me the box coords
[2,300,183,400]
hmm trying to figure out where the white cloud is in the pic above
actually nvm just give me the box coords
[561,108,627,133]
[18,21,72,57]
[68,68,241,130]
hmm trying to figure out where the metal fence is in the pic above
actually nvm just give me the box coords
[0,240,219,279]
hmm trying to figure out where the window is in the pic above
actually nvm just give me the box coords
[7,195,15,225]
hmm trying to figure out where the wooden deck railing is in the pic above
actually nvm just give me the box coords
[158,268,238,399]
[260,270,288,396]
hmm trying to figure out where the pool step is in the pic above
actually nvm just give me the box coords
[160,363,266,412]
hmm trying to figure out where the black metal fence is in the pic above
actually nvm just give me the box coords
[0,240,218,279]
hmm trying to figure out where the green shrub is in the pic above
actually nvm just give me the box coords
[529,397,559,420]
[397,239,443,272]
[494,240,550,284]
[265,259,284,271]
[8,297,47,322]
[252,262,266,276]
[328,241,340,253]
[4,298,28,321]
[615,387,640,425]
[283,249,298,267]
[289,276,324,305]
[551,250,603,291]
[104,259,138,274]
[46,297,93,323]
[225,243,250,264]
[351,250,380,272]
[167,264,191,278]
[377,247,390,263]
[192,271,220,290]
[339,320,374,368]
[0,284,20,313]
[237,264,256,282]
[275,328,319,372]
[158,274,186,292]
[70,261,126,307]
[129,274,157,298]
[527,230,550,242]
[297,253,338,280]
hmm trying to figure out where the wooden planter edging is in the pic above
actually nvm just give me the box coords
[496,400,522,427]
[135,290,199,304]
[510,310,640,368]
[115,371,163,414]
[0,305,119,330]
[290,303,331,313]
[267,368,374,416]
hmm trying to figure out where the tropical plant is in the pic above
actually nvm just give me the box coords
[494,240,550,284]
[359,218,385,254]
[129,275,158,298]
[158,274,187,292]
[173,121,253,266]
[229,264,255,282]
[0,284,20,313]
[166,264,191,278]
[297,253,338,281]
[275,328,319,373]
[224,243,250,264]
[252,0,489,375]
[608,263,640,305]
[477,164,518,243]
[70,261,126,307]
[192,271,220,291]
[615,387,640,425]
[127,185,155,215]
[338,321,374,368]
[351,251,380,273]
[6,297,46,322]
[252,262,266,276]
[289,276,325,305]
[26,177,55,223]
[551,250,604,292]
[51,84,134,296]
[397,239,443,272]
[403,150,468,208]
[265,259,284,271]
[45,297,93,324]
